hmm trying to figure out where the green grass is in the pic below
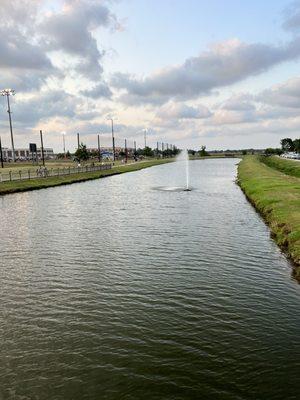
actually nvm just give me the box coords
[260,155,300,178]
[0,159,173,196]
[190,154,242,160]
[0,159,127,172]
[238,156,300,279]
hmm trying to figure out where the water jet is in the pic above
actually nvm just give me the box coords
[176,148,191,191]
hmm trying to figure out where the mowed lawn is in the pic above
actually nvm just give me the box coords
[0,159,121,173]
[0,159,173,195]
[238,156,300,276]
[261,155,300,178]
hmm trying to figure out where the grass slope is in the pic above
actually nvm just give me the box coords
[260,155,300,178]
[238,156,300,278]
[0,159,173,196]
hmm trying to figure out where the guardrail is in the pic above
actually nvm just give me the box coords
[0,163,112,183]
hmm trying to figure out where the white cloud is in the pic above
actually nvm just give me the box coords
[41,0,117,81]
[112,38,300,104]
[282,1,300,32]
[156,102,211,120]
[211,110,253,125]
[80,83,112,99]
[258,76,300,108]
[219,93,255,111]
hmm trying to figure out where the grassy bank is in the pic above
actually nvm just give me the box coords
[0,159,173,196]
[260,155,300,178]
[0,158,131,172]
[238,156,300,278]
[190,154,242,160]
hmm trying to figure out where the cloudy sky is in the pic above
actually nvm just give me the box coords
[1,0,300,152]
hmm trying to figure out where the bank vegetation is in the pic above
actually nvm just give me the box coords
[0,159,173,196]
[238,156,300,279]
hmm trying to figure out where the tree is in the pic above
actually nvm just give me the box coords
[265,148,276,155]
[89,150,98,158]
[265,148,282,155]
[242,150,247,155]
[143,146,154,157]
[172,146,180,156]
[199,145,208,157]
[75,143,89,161]
[281,138,294,152]
[293,138,300,153]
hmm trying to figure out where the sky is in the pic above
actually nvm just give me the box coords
[1,0,300,152]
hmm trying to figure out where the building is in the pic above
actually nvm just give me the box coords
[1,147,55,161]
[87,147,135,158]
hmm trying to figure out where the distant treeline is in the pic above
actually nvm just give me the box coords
[265,138,300,155]
[188,147,263,156]
[190,138,300,157]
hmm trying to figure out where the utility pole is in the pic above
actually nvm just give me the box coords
[0,136,4,168]
[1,89,15,162]
[134,140,137,161]
[62,132,66,158]
[97,134,101,162]
[143,129,147,149]
[125,138,128,163]
[40,130,45,166]
[77,133,80,149]
[107,117,116,162]
[157,141,159,158]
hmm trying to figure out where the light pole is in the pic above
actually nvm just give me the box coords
[125,138,128,163]
[107,117,116,162]
[143,128,148,149]
[40,130,45,166]
[0,136,4,168]
[97,134,101,162]
[1,89,15,162]
[62,131,66,158]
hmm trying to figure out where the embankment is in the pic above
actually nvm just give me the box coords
[238,156,300,278]
[260,155,300,178]
[0,159,173,196]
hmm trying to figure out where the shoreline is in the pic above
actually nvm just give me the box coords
[0,159,174,196]
[0,155,239,196]
[237,156,300,280]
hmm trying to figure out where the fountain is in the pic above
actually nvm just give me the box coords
[177,149,191,191]
[154,149,191,192]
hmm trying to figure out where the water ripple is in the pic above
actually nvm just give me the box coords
[0,159,299,400]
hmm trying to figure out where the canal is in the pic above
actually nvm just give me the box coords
[0,159,299,399]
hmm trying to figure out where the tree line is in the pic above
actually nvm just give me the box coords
[57,143,180,161]
[265,137,300,155]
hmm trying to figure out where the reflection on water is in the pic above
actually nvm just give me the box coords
[152,186,194,192]
[0,159,299,400]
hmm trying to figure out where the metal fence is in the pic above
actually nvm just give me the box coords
[0,163,112,183]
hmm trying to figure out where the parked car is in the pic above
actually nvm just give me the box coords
[281,152,300,159]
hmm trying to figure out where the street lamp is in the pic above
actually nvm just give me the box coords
[97,133,101,162]
[143,128,148,149]
[61,131,66,158]
[1,88,16,162]
[107,117,116,162]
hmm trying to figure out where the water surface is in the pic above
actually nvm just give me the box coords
[0,159,299,400]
